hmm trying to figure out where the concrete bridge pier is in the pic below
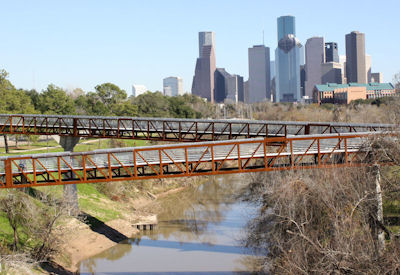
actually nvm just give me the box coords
[60,136,80,215]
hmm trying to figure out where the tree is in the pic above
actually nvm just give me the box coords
[0,70,36,153]
[94,83,127,106]
[0,191,33,251]
[133,92,170,117]
[167,96,196,118]
[37,84,76,115]
[394,73,400,94]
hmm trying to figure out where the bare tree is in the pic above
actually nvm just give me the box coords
[243,168,400,274]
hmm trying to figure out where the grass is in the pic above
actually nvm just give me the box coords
[0,138,148,156]
[77,184,123,222]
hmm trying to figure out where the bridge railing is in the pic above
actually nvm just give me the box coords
[0,132,389,189]
[0,114,393,141]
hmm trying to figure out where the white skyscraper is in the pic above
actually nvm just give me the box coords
[163,77,184,96]
[132,84,147,97]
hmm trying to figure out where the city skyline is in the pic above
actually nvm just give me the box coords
[0,0,398,94]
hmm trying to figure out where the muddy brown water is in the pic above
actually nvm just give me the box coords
[79,175,260,274]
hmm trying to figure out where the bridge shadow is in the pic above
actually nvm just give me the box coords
[39,261,77,275]
[128,238,253,255]
[78,212,128,243]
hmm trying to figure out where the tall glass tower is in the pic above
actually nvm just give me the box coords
[275,16,302,102]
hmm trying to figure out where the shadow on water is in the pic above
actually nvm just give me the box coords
[126,237,253,255]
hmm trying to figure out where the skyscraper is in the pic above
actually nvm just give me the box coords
[163,77,183,96]
[304,37,325,98]
[199,32,215,58]
[325,42,339,63]
[248,45,271,103]
[366,54,371,83]
[345,31,367,83]
[214,68,230,103]
[214,68,244,103]
[277,15,296,41]
[132,84,147,97]
[192,32,216,102]
[275,15,302,102]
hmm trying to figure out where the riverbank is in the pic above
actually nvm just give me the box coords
[51,177,207,273]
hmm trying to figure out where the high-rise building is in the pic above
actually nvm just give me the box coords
[214,68,230,103]
[277,15,296,41]
[275,15,302,102]
[339,55,347,83]
[366,54,371,83]
[163,77,183,96]
[270,61,275,81]
[248,45,271,103]
[214,68,244,103]
[304,37,325,98]
[371,72,383,83]
[345,31,367,83]
[192,32,217,102]
[199,32,215,58]
[132,84,147,97]
[325,42,339,63]
[321,62,342,84]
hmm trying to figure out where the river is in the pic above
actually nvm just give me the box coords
[79,175,260,274]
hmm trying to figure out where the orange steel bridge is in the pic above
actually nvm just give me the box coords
[0,132,391,189]
[0,114,393,141]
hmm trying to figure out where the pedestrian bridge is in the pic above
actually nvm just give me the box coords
[0,114,393,141]
[0,130,392,189]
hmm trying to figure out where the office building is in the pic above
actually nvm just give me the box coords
[304,37,325,98]
[366,54,371,83]
[325,42,339,63]
[132,84,147,97]
[371,72,383,83]
[214,68,230,102]
[339,55,347,83]
[192,32,216,102]
[275,15,302,102]
[163,77,183,96]
[345,31,367,83]
[214,68,244,103]
[270,61,275,80]
[199,32,215,58]
[248,45,271,102]
[321,62,343,84]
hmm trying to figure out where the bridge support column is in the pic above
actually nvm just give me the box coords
[60,136,80,215]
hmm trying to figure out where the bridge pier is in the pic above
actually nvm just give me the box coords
[60,136,80,215]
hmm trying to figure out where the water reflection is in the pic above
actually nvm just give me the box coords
[79,175,258,274]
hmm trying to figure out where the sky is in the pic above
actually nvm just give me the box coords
[0,0,399,95]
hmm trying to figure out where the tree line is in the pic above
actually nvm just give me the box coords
[0,69,213,118]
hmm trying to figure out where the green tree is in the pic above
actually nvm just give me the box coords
[38,84,76,115]
[168,96,196,118]
[133,92,170,117]
[0,70,35,114]
[94,83,127,106]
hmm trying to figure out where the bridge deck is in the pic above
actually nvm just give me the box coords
[0,114,393,141]
[0,132,387,189]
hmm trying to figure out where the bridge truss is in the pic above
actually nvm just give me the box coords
[0,132,390,189]
[0,114,393,141]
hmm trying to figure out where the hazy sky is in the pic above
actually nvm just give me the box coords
[0,0,398,95]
